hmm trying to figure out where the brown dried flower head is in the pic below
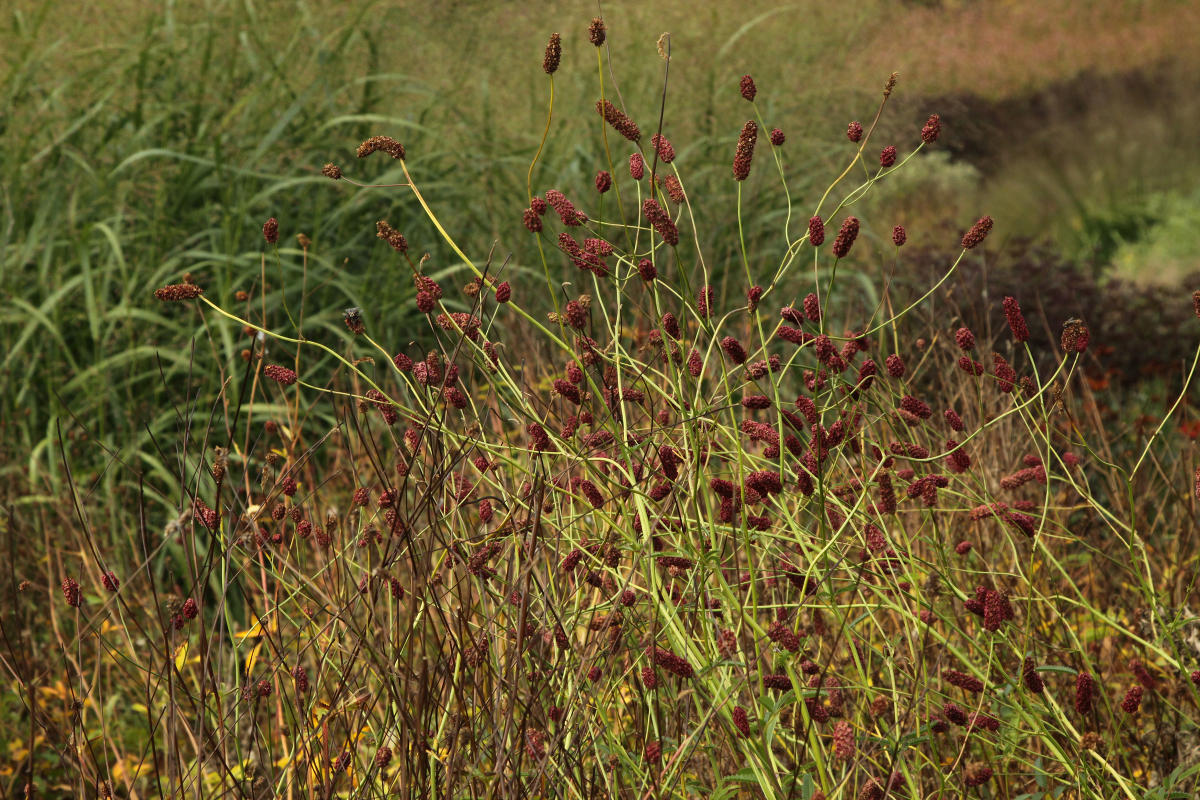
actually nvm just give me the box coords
[543,33,562,74]
[357,135,405,160]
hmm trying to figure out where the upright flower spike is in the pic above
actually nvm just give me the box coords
[588,17,606,46]
[808,216,825,246]
[1002,296,1030,342]
[739,74,757,101]
[732,121,758,181]
[543,33,562,74]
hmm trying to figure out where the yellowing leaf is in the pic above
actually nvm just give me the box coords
[174,640,189,671]
[245,641,263,676]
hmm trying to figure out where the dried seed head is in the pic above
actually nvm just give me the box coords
[769,127,785,145]
[879,145,897,167]
[262,217,279,244]
[356,135,405,160]
[376,220,408,253]
[847,121,864,142]
[588,17,606,46]
[543,33,562,74]
[892,225,907,246]
[154,283,204,302]
[595,170,612,193]
[322,163,342,180]
[494,281,511,303]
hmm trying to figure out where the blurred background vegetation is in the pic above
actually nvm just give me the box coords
[3,0,1199,499]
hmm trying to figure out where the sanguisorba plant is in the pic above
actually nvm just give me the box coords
[57,15,1200,800]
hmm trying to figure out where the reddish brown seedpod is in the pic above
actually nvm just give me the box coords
[651,133,676,164]
[1075,671,1096,714]
[595,170,612,193]
[697,285,713,318]
[588,16,606,46]
[769,127,785,145]
[661,312,680,339]
[650,645,695,679]
[597,100,640,142]
[1121,685,1144,714]
[644,740,662,764]
[763,673,791,691]
[636,258,657,282]
[892,225,907,246]
[322,163,342,179]
[806,215,826,247]
[660,174,684,204]
[885,354,905,378]
[739,74,757,101]
[961,215,994,249]
[264,364,297,386]
[921,113,941,143]
[687,348,703,377]
[154,283,204,302]
[262,217,279,244]
[746,284,764,311]
[832,720,855,759]
[357,135,405,160]
[543,33,562,74]
[831,217,860,258]
[964,765,994,788]
[642,197,678,246]
[847,121,863,142]
[546,189,586,226]
[721,336,748,364]
[732,120,758,181]
[526,422,554,452]
[1002,296,1030,342]
[879,145,897,167]
[732,706,751,736]
[62,577,82,607]
[943,669,984,693]
[629,152,646,181]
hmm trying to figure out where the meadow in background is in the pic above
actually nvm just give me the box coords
[3,1,1200,797]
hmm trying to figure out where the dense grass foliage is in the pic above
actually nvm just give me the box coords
[4,3,1200,799]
